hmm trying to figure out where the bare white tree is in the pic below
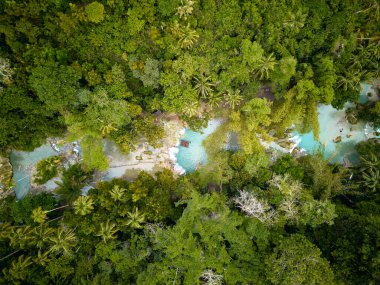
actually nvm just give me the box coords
[233,190,276,224]
[200,269,223,285]
[270,175,302,222]
[0,57,13,85]
[279,198,299,221]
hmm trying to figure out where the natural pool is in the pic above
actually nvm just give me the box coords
[176,84,379,171]
[8,84,379,196]
[175,119,222,173]
[10,144,58,199]
[294,83,379,164]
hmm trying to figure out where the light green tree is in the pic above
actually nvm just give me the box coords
[224,89,243,110]
[207,92,223,109]
[34,250,51,266]
[110,185,127,202]
[97,220,119,242]
[5,255,33,282]
[283,10,307,34]
[49,228,77,255]
[31,205,69,224]
[31,206,47,224]
[125,208,146,229]
[193,75,215,98]
[73,196,94,216]
[85,2,105,23]
[178,24,199,49]
[31,226,54,250]
[254,53,276,80]
[176,0,195,20]
[183,101,200,117]
[138,192,264,284]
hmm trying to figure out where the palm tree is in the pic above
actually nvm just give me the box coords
[0,222,13,239]
[34,250,51,266]
[178,24,199,49]
[254,53,276,80]
[361,168,380,192]
[55,164,87,203]
[207,92,223,109]
[73,196,94,216]
[224,89,243,110]
[31,207,47,224]
[97,220,119,242]
[9,226,33,249]
[360,152,379,172]
[337,70,364,91]
[124,208,146,229]
[31,226,54,250]
[31,205,69,224]
[350,54,364,69]
[366,43,380,61]
[183,101,200,117]
[283,11,307,33]
[355,1,380,21]
[193,75,215,98]
[6,255,33,282]
[110,185,127,202]
[49,228,77,255]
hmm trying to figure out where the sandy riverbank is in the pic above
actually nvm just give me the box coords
[101,116,186,181]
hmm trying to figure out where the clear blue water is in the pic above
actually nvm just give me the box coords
[359,83,373,104]
[176,119,222,172]
[10,144,57,199]
[295,84,379,164]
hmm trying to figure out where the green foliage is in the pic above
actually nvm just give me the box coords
[55,164,89,203]
[33,156,62,185]
[138,192,264,284]
[29,63,81,112]
[0,192,56,225]
[311,204,380,284]
[358,101,380,129]
[300,154,344,199]
[85,2,105,23]
[73,196,94,216]
[272,56,297,95]
[0,150,379,284]
[81,136,109,171]
[0,0,379,283]
[132,58,160,88]
[266,234,335,285]
[273,154,304,181]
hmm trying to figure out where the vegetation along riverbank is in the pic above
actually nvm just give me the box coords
[0,0,379,284]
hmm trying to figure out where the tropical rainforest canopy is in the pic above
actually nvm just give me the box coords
[0,0,379,284]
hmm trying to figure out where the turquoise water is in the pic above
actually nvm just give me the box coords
[359,83,377,104]
[10,144,57,199]
[295,84,379,164]
[176,119,222,172]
